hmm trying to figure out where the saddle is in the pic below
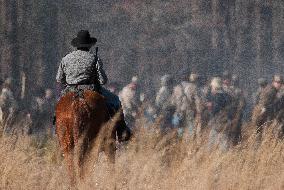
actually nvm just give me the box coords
[64,83,101,96]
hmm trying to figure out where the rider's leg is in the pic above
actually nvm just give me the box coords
[100,87,121,113]
[100,87,131,141]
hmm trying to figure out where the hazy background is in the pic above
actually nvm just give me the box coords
[1,0,284,99]
[0,1,284,189]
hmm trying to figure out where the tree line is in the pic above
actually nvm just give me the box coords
[0,0,283,103]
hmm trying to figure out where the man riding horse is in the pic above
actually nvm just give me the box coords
[56,30,131,141]
[55,30,132,181]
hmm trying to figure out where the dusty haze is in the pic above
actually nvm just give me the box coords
[0,1,284,190]
[1,0,284,99]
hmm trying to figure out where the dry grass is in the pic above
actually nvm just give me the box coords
[0,118,283,190]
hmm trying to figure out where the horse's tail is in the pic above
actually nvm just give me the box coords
[71,96,94,179]
[71,97,92,145]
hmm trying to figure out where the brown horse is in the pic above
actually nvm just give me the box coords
[55,90,120,183]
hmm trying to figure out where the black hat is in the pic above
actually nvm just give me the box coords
[71,30,97,48]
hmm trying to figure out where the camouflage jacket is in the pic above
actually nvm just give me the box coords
[56,50,108,86]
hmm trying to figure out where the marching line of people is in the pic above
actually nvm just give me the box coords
[117,71,284,151]
[0,78,56,135]
[0,70,283,150]
[0,30,281,154]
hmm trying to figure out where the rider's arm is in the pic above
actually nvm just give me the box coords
[96,58,108,85]
[55,61,67,99]
[56,60,67,86]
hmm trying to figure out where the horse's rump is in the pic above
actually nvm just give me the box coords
[55,90,113,181]
[56,89,109,144]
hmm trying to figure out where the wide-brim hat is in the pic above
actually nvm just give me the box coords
[71,30,97,48]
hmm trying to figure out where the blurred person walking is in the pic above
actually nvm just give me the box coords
[228,74,246,145]
[269,78,284,138]
[155,74,175,131]
[252,75,283,142]
[206,77,232,151]
[119,76,141,128]
[155,74,174,114]
[29,87,46,134]
[182,72,204,137]
[170,69,190,135]
[42,89,56,117]
[0,78,17,133]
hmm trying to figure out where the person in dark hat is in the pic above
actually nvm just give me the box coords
[56,30,124,121]
[56,30,107,89]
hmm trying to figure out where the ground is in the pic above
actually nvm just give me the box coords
[0,120,283,190]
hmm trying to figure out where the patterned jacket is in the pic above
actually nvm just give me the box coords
[56,50,108,86]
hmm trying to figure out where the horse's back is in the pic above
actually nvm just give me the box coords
[55,90,109,137]
[56,90,105,111]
